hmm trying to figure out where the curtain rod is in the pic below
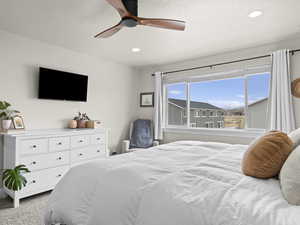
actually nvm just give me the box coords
[151,48,300,76]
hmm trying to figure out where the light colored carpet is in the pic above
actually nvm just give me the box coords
[0,192,50,225]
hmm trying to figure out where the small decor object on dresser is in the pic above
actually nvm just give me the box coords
[73,112,90,128]
[140,92,154,107]
[68,120,77,129]
[12,115,25,129]
[86,120,102,129]
[0,101,20,130]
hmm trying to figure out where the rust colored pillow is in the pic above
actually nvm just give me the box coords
[242,131,293,179]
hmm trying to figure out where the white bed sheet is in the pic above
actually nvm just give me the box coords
[44,141,300,225]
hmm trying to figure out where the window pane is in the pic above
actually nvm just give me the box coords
[190,78,245,129]
[247,73,270,129]
[167,83,187,126]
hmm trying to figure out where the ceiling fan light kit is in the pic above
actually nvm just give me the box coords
[94,0,186,38]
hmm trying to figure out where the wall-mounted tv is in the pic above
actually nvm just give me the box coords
[38,67,88,102]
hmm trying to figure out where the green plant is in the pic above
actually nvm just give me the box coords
[2,165,30,191]
[0,101,20,120]
[73,112,90,121]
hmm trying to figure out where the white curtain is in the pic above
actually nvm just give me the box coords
[154,72,163,140]
[268,49,295,133]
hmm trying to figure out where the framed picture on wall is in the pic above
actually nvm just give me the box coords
[140,92,154,107]
[12,116,25,130]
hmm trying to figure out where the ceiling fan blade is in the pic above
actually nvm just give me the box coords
[105,0,130,17]
[94,22,123,38]
[138,18,186,31]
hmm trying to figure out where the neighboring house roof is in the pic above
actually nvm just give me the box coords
[248,97,268,107]
[168,98,222,110]
[168,101,184,109]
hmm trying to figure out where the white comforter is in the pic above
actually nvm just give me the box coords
[44,141,300,225]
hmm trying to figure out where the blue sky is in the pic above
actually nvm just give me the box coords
[167,73,270,109]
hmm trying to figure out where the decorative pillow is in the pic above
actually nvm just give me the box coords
[242,131,293,179]
[280,146,300,205]
[288,128,300,149]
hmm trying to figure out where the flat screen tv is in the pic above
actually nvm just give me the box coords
[38,67,88,102]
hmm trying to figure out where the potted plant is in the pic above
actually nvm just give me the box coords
[2,165,30,191]
[0,101,20,130]
[73,112,91,128]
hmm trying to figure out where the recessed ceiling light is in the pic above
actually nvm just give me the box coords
[248,10,263,18]
[131,48,141,53]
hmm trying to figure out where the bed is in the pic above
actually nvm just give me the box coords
[44,141,300,225]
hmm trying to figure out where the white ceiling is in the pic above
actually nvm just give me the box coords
[0,0,300,66]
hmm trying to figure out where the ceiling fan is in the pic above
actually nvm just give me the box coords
[94,0,186,38]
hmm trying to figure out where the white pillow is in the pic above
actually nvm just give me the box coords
[280,146,300,205]
[288,128,300,149]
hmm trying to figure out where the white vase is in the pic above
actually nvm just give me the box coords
[2,119,12,130]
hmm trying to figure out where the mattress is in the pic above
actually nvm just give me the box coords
[44,141,300,225]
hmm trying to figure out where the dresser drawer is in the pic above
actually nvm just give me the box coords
[21,166,69,195]
[70,135,90,148]
[20,151,70,172]
[71,147,104,163]
[90,133,105,145]
[49,137,70,152]
[20,139,48,155]
[94,145,106,157]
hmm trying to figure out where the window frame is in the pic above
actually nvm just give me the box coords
[164,67,270,134]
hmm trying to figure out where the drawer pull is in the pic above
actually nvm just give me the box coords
[32,161,37,165]
[57,157,62,160]
[79,153,83,156]
[97,138,101,140]
[57,142,62,145]
[32,145,37,148]
[97,150,100,153]
[57,174,62,178]
[79,140,84,143]
[31,180,36,184]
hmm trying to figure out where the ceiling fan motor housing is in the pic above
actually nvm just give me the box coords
[122,17,138,27]
[122,0,138,16]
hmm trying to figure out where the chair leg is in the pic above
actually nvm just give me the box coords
[13,197,20,208]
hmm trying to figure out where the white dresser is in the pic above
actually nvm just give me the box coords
[2,128,109,208]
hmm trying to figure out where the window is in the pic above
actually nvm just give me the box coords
[218,111,225,116]
[165,72,270,130]
[247,74,270,129]
[217,121,224,128]
[167,83,187,126]
[205,122,214,128]
[191,77,245,129]
[191,123,197,127]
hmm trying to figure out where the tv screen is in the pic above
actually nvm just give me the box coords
[38,67,88,102]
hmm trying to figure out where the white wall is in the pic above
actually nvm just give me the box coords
[0,30,140,174]
[137,37,300,144]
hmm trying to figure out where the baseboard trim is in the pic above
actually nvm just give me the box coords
[0,187,7,199]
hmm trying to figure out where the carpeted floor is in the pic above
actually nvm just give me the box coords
[0,192,50,225]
